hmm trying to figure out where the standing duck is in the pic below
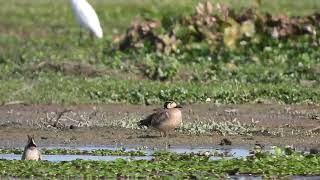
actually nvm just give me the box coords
[21,135,42,161]
[138,101,183,137]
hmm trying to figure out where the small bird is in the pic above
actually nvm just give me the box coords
[21,135,42,161]
[70,0,103,39]
[138,101,183,137]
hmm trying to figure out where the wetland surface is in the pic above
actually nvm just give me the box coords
[0,104,319,148]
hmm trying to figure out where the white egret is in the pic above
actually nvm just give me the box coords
[70,0,103,39]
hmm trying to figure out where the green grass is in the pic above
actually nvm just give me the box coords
[0,0,319,105]
[0,74,319,105]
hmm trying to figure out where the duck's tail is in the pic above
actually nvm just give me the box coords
[138,115,152,127]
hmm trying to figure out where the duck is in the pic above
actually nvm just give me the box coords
[21,135,42,161]
[138,101,183,137]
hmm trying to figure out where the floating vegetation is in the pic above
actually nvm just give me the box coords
[153,150,232,160]
[0,147,320,178]
[0,148,146,156]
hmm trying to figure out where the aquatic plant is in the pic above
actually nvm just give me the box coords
[0,148,145,156]
[0,147,320,178]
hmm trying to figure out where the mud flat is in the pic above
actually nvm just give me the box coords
[0,104,319,149]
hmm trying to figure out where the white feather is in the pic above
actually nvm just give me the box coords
[70,0,103,38]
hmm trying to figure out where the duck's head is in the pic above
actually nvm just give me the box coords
[26,135,37,147]
[164,101,182,109]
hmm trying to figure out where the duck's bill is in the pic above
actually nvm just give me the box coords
[176,105,183,108]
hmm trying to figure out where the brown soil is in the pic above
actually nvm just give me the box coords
[0,104,319,149]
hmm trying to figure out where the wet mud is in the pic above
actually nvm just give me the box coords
[0,104,319,149]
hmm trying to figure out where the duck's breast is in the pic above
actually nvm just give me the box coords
[157,109,182,131]
[23,147,41,161]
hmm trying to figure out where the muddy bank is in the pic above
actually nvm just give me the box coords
[0,104,319,149]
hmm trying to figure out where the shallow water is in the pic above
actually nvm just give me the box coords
[290,176,320,180]
[1,146,319,179]
[167,147,250,156]
[65,145,251,157]
[229,175,262,180]
[0,146,251,162]
[0,154,152,162]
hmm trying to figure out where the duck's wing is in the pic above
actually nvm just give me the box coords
[138,113,154,127]
[150,110,170,127]
[138,109,169,128]
[152,107,163,111]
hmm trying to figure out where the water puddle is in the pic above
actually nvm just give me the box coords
[77,145,252,157]
[166,147,249,155]
[290,176,320,180]
[163,146,251,160]
[1,146,319,179]
[229,175,262,180]
[0,146,252,162]
[0,154,151,162]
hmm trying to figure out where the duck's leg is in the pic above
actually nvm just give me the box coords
[160,132,163,137]
[164,131,167,138]
[165,132,170,149]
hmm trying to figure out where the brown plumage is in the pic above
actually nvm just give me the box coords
[21,135,42,161]
[138,101,182,137]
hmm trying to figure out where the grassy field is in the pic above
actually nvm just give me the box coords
[0,0,320,105]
